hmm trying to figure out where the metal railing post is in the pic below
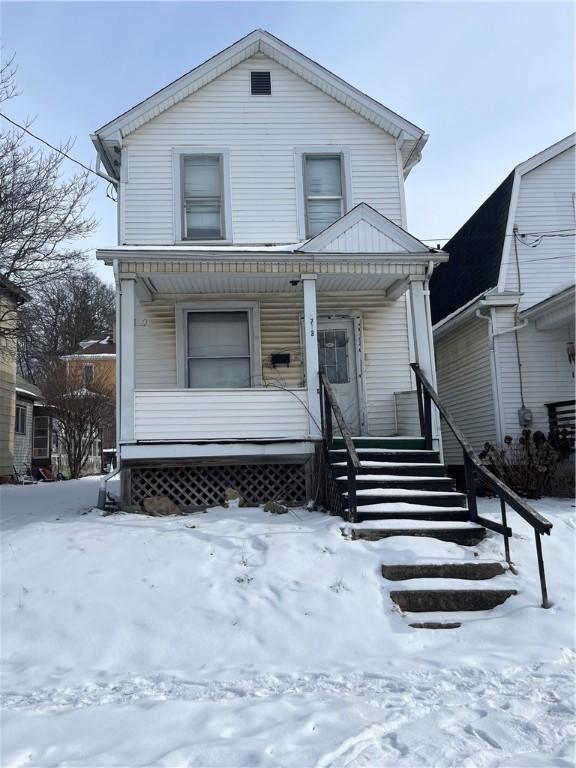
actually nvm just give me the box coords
[347,454,357,523]
[423,390,433,450]
[463,451,478,521]
[415,375,425,437]
[534,531,551,609]
[500,499,511,565]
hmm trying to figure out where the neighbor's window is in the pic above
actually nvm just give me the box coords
[83,364,94,387]
[186,311,251,388]
[33,416,49,459]
[15,404,26,435]
[304,154,344,237]
[182,155,223,240]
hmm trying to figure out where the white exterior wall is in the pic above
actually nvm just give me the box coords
[503,146,575,310]
[434,315,497,464]
[122,56,403,245]
[134,291,413,436]
[493,306,575,439]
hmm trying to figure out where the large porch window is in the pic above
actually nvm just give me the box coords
[177,302,261,389]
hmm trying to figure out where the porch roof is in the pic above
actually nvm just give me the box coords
[101,249,446,297]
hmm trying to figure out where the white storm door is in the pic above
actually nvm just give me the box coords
[317,317,361,435]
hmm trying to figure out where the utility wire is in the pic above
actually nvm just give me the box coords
[0,111,118,185]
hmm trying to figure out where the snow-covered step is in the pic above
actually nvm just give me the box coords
[332,461,447,477]
[345,488,468,510]
[336,475,455,492]
[382,562,506,581]
[348,522,486,546]
[390,588,517,613]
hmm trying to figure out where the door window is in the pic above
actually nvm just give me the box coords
[318,329,349,383]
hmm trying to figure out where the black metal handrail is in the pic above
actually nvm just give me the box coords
[411,362,553,608]
[319,372,361,523]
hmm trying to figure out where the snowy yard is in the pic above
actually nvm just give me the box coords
[1,477,575,767]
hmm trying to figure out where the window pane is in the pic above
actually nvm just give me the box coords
[183,156,221,197]
[307,199,342,236]
[185,201,221,239]
[306,156,342,197]
[188,312,249,358]
[188,357,251,388]
[33,417,49,457]
[318,329,349,384]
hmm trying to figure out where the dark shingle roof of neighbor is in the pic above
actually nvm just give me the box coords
[15,375,43,400]
[72,332,116,356]
[430,171,515,325]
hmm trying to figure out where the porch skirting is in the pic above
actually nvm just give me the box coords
[122,456,316,509]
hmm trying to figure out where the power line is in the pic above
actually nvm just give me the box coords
[0,112,118,185]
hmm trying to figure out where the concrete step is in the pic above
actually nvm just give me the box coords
[382,562,506,581]
[345,488,467,508]
[349,524,486,546]
[356,508,469,522]
[336,476,456,492]
[331,462,447,477]
[390,589,517,613]
[333,436,426,451]
[329,449,441,464]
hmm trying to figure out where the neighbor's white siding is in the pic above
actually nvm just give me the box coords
[493,306,575,439]
[134,291,413,436]
[13,397,33,471]
[122,56,403,245]
[434,315,496,464]
[504,146,575,310]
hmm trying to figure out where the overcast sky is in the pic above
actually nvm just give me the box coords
[2,1,574,283]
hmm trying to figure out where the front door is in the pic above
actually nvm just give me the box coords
[317,317,361,435]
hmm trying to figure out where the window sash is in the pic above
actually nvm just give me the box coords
[33,416,49,458]
[304,154,344,237]
[15,405,26,435]
[182,155,224,240]
[186,311,252,389]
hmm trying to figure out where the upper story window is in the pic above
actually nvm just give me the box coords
[251,71,271,95]
[173,149,232,243]
[304,154,345,237]
[15,404,26,435]
[182,155,224,240]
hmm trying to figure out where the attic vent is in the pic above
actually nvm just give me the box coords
[251,71,271,95]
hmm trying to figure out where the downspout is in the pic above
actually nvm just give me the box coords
[475,306,528,444]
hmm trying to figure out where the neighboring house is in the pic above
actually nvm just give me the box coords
[0,276,30,483]
[56,331,117,475]
[92,29,448,509]
[14,375,46,474]
[431,134,575,470]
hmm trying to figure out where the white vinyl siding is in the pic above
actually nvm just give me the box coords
[504,146,576,310]
[434,316,496,464]
[134,291,413,436]
[123,56,403,245]
[493,306,575,440]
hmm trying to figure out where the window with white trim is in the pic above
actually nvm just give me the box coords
[15,404,26,435]
[304,154,344,237]
[186,311,252,388]
[182,154,224,240]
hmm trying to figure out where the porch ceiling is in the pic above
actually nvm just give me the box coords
[137,271,406,296]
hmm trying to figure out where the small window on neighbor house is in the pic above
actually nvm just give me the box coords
[15,404,26,435]
[251,71,271,95]
[304,155,344,237]
[84,364,94,387]
[182,155,224,240]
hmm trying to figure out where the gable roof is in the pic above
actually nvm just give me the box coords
[15,375,43,401]
[300,203,434,254]
[430,133,576,326]
[92,29,427,179]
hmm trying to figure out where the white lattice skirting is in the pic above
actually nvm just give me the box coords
[129,462,309,508]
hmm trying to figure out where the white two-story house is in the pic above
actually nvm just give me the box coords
[93,29,447,510]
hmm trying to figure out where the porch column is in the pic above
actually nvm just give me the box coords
[119,275,136,443]
[409,276,440,440]
[302,274,322,437]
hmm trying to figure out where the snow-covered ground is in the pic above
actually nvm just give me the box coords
[1,477,574,767]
